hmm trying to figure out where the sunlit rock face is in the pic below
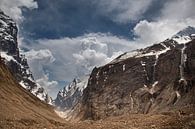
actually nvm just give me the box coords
[73,27,195,120]
[0,11,51,103]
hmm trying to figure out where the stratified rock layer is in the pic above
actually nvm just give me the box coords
[79,38,195,120]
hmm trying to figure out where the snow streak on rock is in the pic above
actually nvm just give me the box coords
[139,42,171,97]
[179,43,188,86]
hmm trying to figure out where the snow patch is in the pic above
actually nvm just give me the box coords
[19,81,27,88]
[0,19,8,27]
[96,70,100,80]
[179,43,188,86]
[141,61,146,66]
[120,51,139,60]
[175,91,181,98]
[136,45,170,58]
[111,50,140,63]
[172,36,191,44]
[129,93,134,110]
[152,81,158,88]
[0,52,17,62]
[122,64,126,71]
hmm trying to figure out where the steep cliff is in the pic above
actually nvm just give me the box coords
[76,27,195,120]
[0,10,50,103]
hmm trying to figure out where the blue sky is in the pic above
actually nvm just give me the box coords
[1,0,195,98]
[19,0,169,40]
[21,0,134,39]
[19,0,173,41]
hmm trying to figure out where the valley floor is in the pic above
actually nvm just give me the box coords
[1,111,195,129]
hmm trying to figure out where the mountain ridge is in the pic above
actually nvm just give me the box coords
[57,26,195,122]
[0,10,51,103]
[56,26,195,115]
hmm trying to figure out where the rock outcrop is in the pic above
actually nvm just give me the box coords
[73,27,195,120]
[0,10,50,103]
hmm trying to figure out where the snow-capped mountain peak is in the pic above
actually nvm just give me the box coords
[55,76,88,109]
[111,26,195,63]
[172,26,195,44]
[173,26,195,37]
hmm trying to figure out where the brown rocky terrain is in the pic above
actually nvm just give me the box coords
[70,39,195,123]
[0,60,71,129]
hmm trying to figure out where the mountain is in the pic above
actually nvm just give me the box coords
[0,46,194,129]
[173,26,195,38]
[0,11,51,103]
[55,76,88,110]
[1,9,195,128]
[172,26,195,44]
[0,60,73,128]
[55,27,195,117]
[59,26,195,122]
[54,37,114,111]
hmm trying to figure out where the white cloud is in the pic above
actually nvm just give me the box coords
[23,33,133,83]
[133,19,195,45]
[25,49,55,79]
[22,33,134,97]
[93,0,153,23]
[72,37,109,71]
[36,74,58,98]
[0,0,38,22]
[132,0,195,45]
[159,0,195,20]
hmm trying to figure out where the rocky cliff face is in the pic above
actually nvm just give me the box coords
[0,10,51,103]
[55,77,88,110]
[70,27,195,120]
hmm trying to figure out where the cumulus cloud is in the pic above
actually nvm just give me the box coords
[94,0,153,23]
[0,0,38,22]
[22,33,135,97]
[36,74,58,98]
[132,0,195,45]
[25,49,55,79]
[133,19,195,45]
[159,0,195,20]
[23,33,134,83]
[72,37,109,72]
